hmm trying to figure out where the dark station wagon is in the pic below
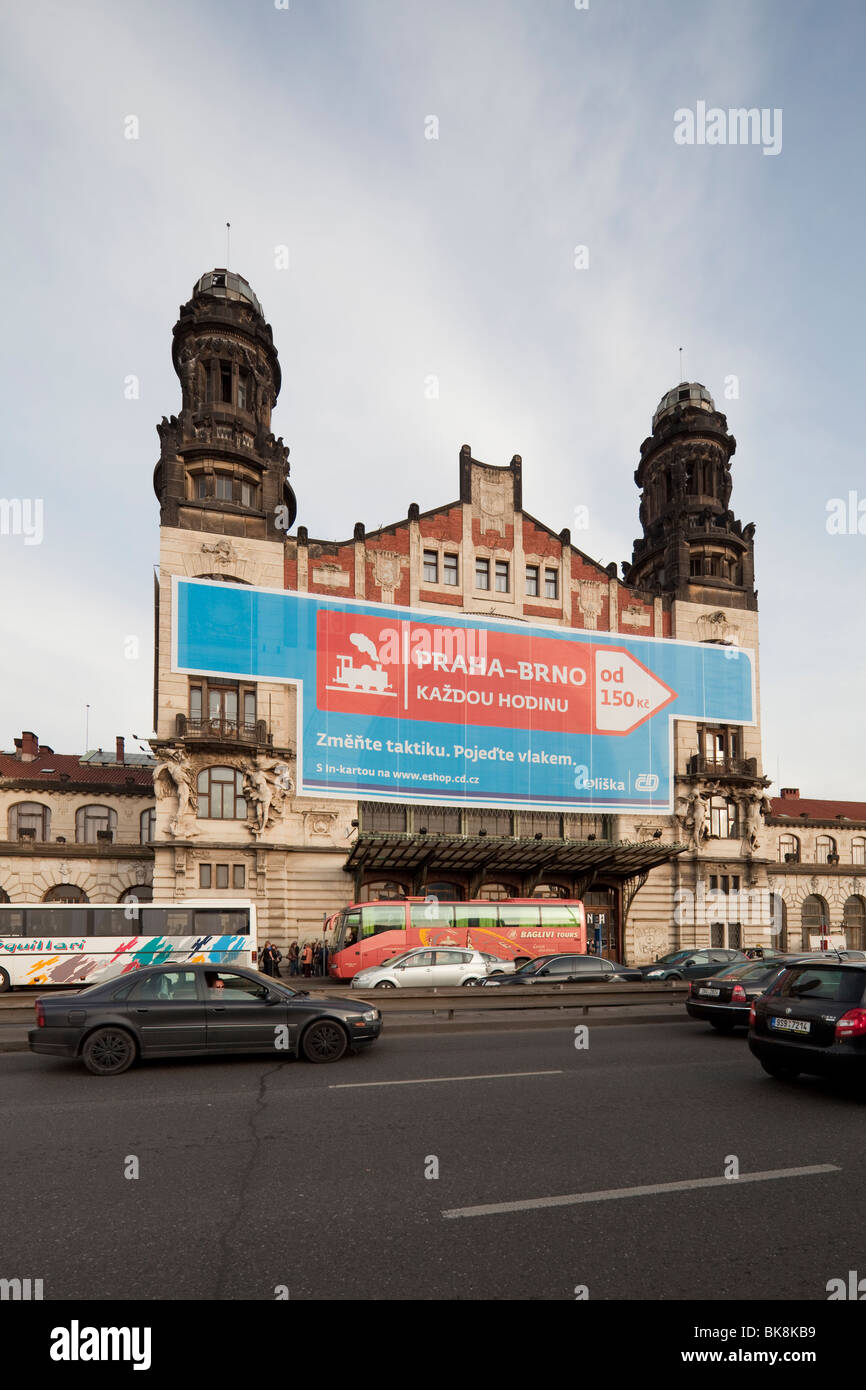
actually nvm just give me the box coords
[28,963,382,1075]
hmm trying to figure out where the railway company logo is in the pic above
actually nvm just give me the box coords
[634,773,659,791]
[326,632,397,697]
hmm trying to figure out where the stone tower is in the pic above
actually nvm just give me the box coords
[624,382,756,610]
[153,269,296,538]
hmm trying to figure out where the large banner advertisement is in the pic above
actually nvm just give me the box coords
[173,578,755,813]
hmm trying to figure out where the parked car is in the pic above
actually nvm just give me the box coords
[686,957,803,1031]
[478,952,517,976]
[749,959,866,1085]
[349,947,492,989]
[638,948,747,981]
[28,963,381,1075]
[482,953,642,986]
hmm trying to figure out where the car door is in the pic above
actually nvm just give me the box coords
[203,969,288,1053]
[681,952,714,980]
[432,949,471,986]
[392,950,435,988]
[126,969,207,1055]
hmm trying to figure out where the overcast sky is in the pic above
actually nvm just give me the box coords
[1,0,864,797]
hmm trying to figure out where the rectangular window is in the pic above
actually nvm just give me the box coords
[190,686,202,722]
[423,550,439,583]
[220,362,232,403]
[475,558,490,590]
[215,476,233,501]
[237,370,248,411]
[215,864,230,890]
[443,554,459,585]
[233,864,245,889]
[544,568,559,600]
[526,565,539,596]
[196,476,208,499]
[243,690,256,730]
[240,481,255,508]
[199,865,212,889]
[495,560,509,593]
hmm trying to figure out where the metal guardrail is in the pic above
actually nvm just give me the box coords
[353,981,688,1019]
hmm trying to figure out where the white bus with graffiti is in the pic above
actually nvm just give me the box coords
[0,901,257,992]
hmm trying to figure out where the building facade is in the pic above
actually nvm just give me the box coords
[152,269,779,962]
[0,732,155,904]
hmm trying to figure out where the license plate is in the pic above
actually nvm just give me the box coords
[698,988,720,997]
[770,1017,810,1034]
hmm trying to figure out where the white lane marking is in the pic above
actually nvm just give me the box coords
[330,1069,563,1089]
[442,1164,841,1219]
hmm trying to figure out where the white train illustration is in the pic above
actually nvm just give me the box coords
[326,633,397,697]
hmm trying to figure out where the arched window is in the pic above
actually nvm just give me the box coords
[478,882,516,902]
[800,895,829,950]
[708,797,737,839]
[75,806,118,844]
[118,885,153,905]
[43,884,88,903]
[362,880,409,900]
[8,802,51,841]
[843,896,866,950]
[853,837,866,866]
[816,835,837,863]
[140,808,156,844]
[197,767,247,820]
[779,834,800,863]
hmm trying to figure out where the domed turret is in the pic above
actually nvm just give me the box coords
[153,269,296,535]
[622,382,756,610]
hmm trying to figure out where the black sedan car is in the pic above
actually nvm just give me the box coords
[686,957,797,1032]
[481,953,642,986]
[749,959,866,1085]
[28,963,382,1075]
[637,947,747,982]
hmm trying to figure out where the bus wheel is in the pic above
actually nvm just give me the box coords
[82,1027,137,1077]
[301,1019,348,1064]
[375,980,396,988]
[0,967,10,993]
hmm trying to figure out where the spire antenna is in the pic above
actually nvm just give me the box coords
[679,346,684,382]
[226,221,231,269]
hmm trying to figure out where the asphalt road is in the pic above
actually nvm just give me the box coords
[1,1019,861,1301]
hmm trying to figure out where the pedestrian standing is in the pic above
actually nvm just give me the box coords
[313,943,323,975]
[301,941,313,977]
[260,941,282,977]
[288,942,299,977]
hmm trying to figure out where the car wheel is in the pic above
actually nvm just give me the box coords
[461,977,480,987]
[301,1019,348,1063]
[489,970,503,977]
[374,980,396,989]
[666,973,682,981]
[0,967,11,993]
[759,1059,800,1082]
[709,1018,736,1034]
[81,1027,137,1077]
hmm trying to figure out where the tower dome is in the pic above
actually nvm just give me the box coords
[191,268,264,318]
[652,382,715,431]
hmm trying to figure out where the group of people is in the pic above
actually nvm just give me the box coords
[258,939,330,979]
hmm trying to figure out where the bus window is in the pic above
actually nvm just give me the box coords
[538,904,583,927]
[191,910,249,937]
[0,910,25,937]
[24,907,90,937]
[498,905,540,928]
[90,908,130,937]
[410,902,454,929]
[454,904,497,931]
[360,904,407,937]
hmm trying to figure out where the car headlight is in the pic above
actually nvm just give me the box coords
[363,1010,378,1022]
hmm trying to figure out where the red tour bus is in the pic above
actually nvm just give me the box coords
[326,897,586,980]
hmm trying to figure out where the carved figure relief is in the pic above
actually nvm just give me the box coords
[154,747,198,838]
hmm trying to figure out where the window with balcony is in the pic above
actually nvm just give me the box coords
[197,768,247,820]
[76,806,118,844]
[8,802,51,842]
[188,681,257,739]
[443,554,459,585]
[699,726,741,768]
[423,550,439,583]
[779,834,800,863]
[816,835,837,864]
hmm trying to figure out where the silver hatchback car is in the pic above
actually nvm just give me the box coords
[350,947,494,989]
